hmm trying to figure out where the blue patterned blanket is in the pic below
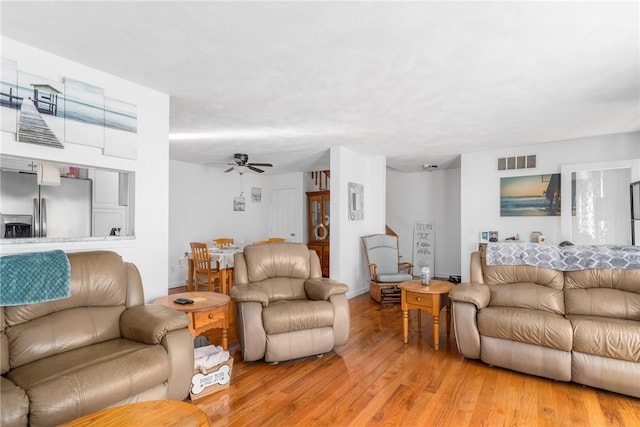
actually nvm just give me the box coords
[0,250,71,306]
[485,243,640,271]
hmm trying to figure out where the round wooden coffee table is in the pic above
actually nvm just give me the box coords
[59,400,210,426]
[154,291,231,350]
[398,279,454,350]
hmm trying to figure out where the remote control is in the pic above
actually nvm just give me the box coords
[173,298,194,305]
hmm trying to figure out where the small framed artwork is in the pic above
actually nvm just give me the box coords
[489,231,499,242]
[479,231,490,243]
[251,187,261,203]
[233,197,245,212]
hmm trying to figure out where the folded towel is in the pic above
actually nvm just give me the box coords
[0,250,71,306]
[194,344,230,372]
[37,162,61,186]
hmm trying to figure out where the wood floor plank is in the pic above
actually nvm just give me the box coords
[192,294,640,426]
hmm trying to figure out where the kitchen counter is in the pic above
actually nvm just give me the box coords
[0,235,135,245]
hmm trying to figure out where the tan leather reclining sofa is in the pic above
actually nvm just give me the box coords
[231,243,350,363]
[1,251,194,426]
[449,250,640,398]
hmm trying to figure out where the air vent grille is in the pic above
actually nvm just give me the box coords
[497,155,536,171]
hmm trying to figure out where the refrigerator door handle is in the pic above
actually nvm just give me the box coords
[41,198,47,238]
[33,198,40,237]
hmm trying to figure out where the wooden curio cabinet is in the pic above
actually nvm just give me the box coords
[307,190,330,277]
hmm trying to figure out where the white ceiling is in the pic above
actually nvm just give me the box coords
[1,1,638,174]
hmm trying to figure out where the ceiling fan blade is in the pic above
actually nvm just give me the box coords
[247,162,273,167]
[224,167,234,173]
[248,165,265,173]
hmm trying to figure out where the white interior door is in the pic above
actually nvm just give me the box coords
[561,159,640,245]
[269,187,298,242]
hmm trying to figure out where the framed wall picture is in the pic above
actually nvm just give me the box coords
[251,187,261,203]
[500,173,561,216]
[348,182,364,221]
[233,197,245,212]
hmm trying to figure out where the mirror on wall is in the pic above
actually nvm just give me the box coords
[561,160,639,245]
[0,154,134,240]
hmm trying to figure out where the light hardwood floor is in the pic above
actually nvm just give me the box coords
[191,293,640,426]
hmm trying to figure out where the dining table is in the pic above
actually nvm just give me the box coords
[183,247,243,294]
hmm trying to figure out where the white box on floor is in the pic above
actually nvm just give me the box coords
[189,358,233,400]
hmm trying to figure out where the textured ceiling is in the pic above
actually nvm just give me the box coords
[1,1,638,173]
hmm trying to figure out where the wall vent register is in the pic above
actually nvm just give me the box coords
[497,154,536,171]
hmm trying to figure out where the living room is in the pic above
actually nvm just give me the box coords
[1,1,639,426]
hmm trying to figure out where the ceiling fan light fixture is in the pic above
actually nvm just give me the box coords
[235,165,249,174]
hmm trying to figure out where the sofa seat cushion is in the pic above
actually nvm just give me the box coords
[263,300,334,335]
[6,338,170,426]
[478,307,572,351]
[377,273,413,283]
[568,315,640,363]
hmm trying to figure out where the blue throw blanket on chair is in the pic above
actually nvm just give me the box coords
[0,250,71,306]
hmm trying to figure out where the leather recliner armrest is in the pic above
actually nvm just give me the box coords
[305,278,349,301]
[448,282,490,309]
[1,376,28,427]
[120,305,191,345]
[230,284,270,306]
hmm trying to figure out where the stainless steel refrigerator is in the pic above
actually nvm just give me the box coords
[0,170,92,238]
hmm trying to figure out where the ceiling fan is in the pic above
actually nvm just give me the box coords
[222,153,273,174]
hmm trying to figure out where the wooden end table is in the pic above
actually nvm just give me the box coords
[398,279,454,350]
[154,291,231,350]
[60,400,210,426]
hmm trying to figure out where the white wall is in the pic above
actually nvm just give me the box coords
[330,146,386,298]
[0,38,171,302]
[168,160,269,286]
[386,167,461,279]
[167,160,305,287]
[460,131,640,281]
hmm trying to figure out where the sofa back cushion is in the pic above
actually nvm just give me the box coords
[564,269,640,320]
[4,251,130,368]
[242,243,314,301]
[487,283,565,314]
[481,255,566,314]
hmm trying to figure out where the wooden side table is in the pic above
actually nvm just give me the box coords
[154,291,231,350]
[60,400,210,427]
[398,279,454,350]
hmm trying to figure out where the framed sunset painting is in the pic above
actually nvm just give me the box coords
[500,174,561,216]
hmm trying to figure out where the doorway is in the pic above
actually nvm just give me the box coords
[269,187,299,242]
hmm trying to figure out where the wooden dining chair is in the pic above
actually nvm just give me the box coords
[213,238,234,248]
[190,242,224,293]
[253,237,286,245]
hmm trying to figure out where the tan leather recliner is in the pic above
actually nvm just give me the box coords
[231,243,350,363]
[0,251,194,427]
